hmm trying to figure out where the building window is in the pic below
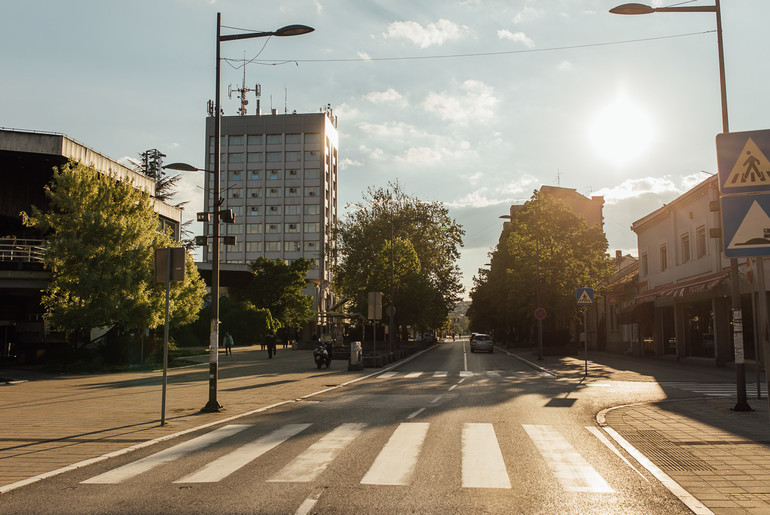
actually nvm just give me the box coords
[246,241,263,252]
[227,224,242,235]
[696,226,707,258]
[247,152,263,163]
[247,134,263,145]
[246,223,262,234]
[228,153,244,163]
[305,187,320,198]
[285,205,301,215]
[267,188,282,198]
[268,170,282,180]
[249,170,261,180]
[286,133,301,144]
[267,134,282,145]
[287,169,299,178]
[267,205,282,216]
[659,244,668,272]
[304,240,319,251]
[286,151,301,162]
[285,223,300,233]
[304,222,320,233]
[229,135,244,146]
[304,205,320,215]
[266,224,281,234]
[285,241,301,252]
[228,170,242,181]
[681,233,691,264]
[248,206,262,217]
[230,206,243,217]
[304,151,320,161]
[227,188,242,199]
[266,152,282,162]
[265,241,281,252]
[305,169,320,179]
[285,187,300,197]
[247,188,262,198]
[305,133,321,144]
[641,252,648,277]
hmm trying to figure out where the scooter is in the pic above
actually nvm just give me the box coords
[313,342,331,369]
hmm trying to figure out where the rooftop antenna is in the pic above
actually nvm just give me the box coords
[556,168,561,187]
[228,52,260,116]
[285,85,288,114]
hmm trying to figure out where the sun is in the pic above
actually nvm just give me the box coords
[588,92,654,166]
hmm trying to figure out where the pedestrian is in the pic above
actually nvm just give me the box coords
[266,332,277,359]
[223,331,234,355]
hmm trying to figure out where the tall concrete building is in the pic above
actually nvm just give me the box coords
[202,108,339,330]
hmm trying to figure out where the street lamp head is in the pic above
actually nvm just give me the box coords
[609,3,655,15]
[274,24,315,37]
[163,162,202,172]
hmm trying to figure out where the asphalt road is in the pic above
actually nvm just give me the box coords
[1,338,693,514]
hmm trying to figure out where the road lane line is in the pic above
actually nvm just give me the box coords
[176,423,311,483]
[602,427,714,515]
[433,371,448,377]
[430,395,442,404]
[461,423,511,489]
[448,384,458,391]
[406,408,426,419]
[585,426,647,481]
[81,424,251,484]
[523,424,613,493]
[361,423,429,485]
[268,423,366,482]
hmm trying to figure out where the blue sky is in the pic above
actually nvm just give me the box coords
[3,0,769,298]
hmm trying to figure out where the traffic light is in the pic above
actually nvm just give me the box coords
[219,209,235,223]
[194,236,207,246]
[197,212,210,222]
[223,236,236,245]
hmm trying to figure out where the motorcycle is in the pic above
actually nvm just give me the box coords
[313,342,331,369]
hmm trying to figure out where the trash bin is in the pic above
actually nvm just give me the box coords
[348,341,363,371]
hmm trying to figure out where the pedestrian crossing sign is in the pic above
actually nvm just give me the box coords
[717,129,770,194]
[576,288,594,305]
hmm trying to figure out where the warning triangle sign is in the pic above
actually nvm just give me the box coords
[577,290,593,305]
[728,200,770,250]
[723,138,770,189]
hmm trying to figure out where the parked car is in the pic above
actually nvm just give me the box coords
[470,333,493,353]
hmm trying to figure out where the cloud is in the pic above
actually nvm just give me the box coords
[383,19,470,48]
[557,61,574,72]
[594,175,692,204]
[357,52,372,61]
[340,158,363,169]
[513,6,542,24]
[497,30,534,48]
[363,88,405,105]
[421,79,498,126]
[446,175,538,208]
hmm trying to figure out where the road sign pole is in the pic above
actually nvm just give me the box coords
[583,307,588,376]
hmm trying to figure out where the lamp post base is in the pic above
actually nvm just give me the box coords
[201,401,223,413]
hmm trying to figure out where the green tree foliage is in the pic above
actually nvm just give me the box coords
[219,297,279,346]
[245,257,314,330]
[332,181,464,336]
[21,161,206,344]
[468,191,613,348]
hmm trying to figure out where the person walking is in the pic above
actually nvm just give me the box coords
[266,332,277,359]
[223,331,234,356]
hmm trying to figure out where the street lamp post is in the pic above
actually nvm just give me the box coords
[172,13,313,413]
[610,1,751,411]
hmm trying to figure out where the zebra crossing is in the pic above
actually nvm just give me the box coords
[658,381,768,398]
[375,370,549,380]
[80,422,615,493]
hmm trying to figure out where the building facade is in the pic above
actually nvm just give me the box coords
[202,109,339,331]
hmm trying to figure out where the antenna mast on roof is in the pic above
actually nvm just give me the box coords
[228,53,261,116]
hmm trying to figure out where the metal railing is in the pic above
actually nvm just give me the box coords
[0,238,46,263]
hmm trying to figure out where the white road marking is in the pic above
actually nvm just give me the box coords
[461,423,511,489]
[523,424,613,493]
[404,371,423,378]
[361,423,429,485]
[294,498,317,515]
[378,372,398,379]
[268,423,366,482]
[585,426,647,481]
[175,424,311,483]
[406,408,426,419]
[433,371,448,377]
[430,395,443,404]
[486,371,501,378]
[603,427,713,515]
[459,371,473,377]
[82,424,251,484]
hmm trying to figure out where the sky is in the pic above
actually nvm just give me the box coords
[3,0,770,299]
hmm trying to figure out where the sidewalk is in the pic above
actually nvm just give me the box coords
[515,349,770,514]
[0,345,371,492]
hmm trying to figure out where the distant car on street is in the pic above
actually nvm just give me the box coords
[470,333,493,353]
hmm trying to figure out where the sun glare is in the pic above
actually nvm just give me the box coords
[588,93,654,166]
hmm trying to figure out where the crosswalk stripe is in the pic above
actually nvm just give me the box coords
[433,371,448,377]
[461,423,511,489]
[404,372,423,378]
[361,423,429,485]
[175,423,312,483]
[523,424,613,493]
[459,371,473,377]
[486,371,501,378]
[268,423,366,482]
[82,424,251,484]
[377,372,398,379]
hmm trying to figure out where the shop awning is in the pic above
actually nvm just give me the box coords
[634,270,729,305]
[617,301,654,324]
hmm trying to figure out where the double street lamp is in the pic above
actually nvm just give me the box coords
[170,14,313,413]
[609,2,751,411]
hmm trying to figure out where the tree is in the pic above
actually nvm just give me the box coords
[332,181,464,338]
[245,257,314,330]
[469,191,613,349]
[21,161,206,345]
